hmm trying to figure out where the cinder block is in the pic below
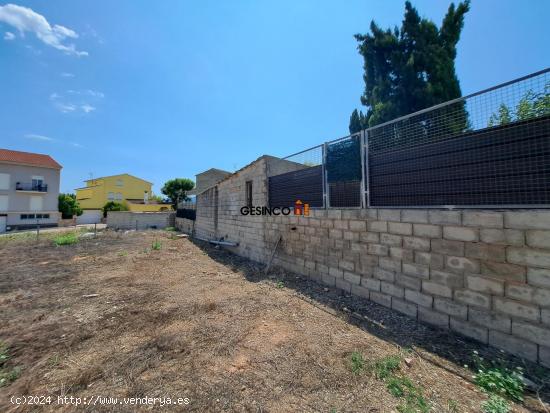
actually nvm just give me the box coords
[468,308,511,333]
[335,277,352,293]
[380,233,402,247]
[361,231,380,243]
[388,222,413,236]
[390,247,415,262]
[465,243,506,262]
[432,239,465,256]
[480,229,525,246]
[381,281,404,298]
[481,261,526,283]
[378,209,401,222]
[454,289,490,309]
[405,289,433,308]
[512,321,550,346]
[329,267,343,278]
[351,283,370,299]
[373,267,395,282]
[334,220,349,230]
[402,262,429,279]
[329,229,343,239]
[327,210,342,219]
[419,307,449,328]
[540,346,550,368]
[362,208,378,219]
[349,220,367,232]
[443,226,479,242]
[450,317,488,343]
[506,284,550,307]
[414,252,444,269]
[342,210,361,219]
[321,274,336,287]
[413,224,442,238]
[403,236,431,252]
[362,277,381,291]
[463,211,504,228]
[505,211,550,230]
[343,271,361,285]
[527,267,550,288]
[370,291,392,308]
[526,230,550,249]
[434,298,467,318]
[368,221,388,232]
[489,331,538,362]
[379,257,402,272]
[368,244,389,256]
[507,247,550,269]
[401,210,428,223]
[428,210,461,225]
[396,273,422,291]
[542,309,550,326]
[392,298,418,318]
[339,260,355,272]
[446,256,480,274]
[493,297,540,321]
[466,275,504,295]
[422,280,452,298]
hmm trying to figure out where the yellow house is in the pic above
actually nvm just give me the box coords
[75,174,172,224]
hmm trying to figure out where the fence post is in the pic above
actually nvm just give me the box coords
[322,142,329,209]
[360,130,366,209]
[364,129,370,208]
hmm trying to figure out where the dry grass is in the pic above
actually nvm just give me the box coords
[0,230,547,412]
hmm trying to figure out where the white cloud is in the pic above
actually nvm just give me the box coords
[24,133,53,141]
[23,133,84,148]
[4,31,14,40]
[60,72,74,78]
[81,104,95,113]
[0,4,87,56]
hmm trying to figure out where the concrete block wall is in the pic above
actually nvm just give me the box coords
[107,211,175,230]
[266,208,550,367]
[175,217,194,234]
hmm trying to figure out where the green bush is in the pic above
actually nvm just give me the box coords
[102,201,128,218]
[481,395,510,413]
[349,351,365,375]
[54,233,78,246]
[373,355,401,379]
[472,352,524,402]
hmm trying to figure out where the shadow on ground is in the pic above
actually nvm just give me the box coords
[191,238,550,411]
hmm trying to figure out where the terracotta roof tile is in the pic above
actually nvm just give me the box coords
[0,148,62,169]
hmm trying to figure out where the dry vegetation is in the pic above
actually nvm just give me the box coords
[0,230,548,412]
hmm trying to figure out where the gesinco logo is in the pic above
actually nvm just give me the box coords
[240,200,310,216]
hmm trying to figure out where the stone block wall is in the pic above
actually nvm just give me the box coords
[175,217,194,234]
[265,208,550,367]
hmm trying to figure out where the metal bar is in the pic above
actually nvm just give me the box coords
[359,130,366,209]
[323,142,329,209]
[364,130,371,208]
[282,144,324,161]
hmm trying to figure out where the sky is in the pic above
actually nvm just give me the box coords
[0,1,549,194]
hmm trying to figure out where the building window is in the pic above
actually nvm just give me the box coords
[36,214,50,219]
[31,176,44,190]
[115,192,123,201]
[29,196,43,211]
[245,181,253,207]
[0,195,7,211]
[0,173,9,190]
[116,179,124,187]
[108,192,115,201]
[21,214,36,220]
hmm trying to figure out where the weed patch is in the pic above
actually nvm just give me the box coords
[54,232,79,246]
[373,355,401,379]
[0,342,20,387]
[152,240,162,250]
[348,351,365,375]
[481,395,510,413]
[472,351,524,402]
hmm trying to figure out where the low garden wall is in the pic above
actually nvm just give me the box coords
[175,217,194,234]
[263,208,550,367]
[107,211,175,230]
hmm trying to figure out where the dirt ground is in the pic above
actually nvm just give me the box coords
[0,230,548,412]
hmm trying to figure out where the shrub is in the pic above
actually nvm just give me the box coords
[54,233,78,246]
[481,395,510,413]
[349,351,365,375]
[472,351,524,402]
[102,201,128,218]
[374,355,401,379]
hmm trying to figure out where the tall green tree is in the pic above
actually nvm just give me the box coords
[349,109,368,134]
[58,193,83,219]
[161,178,195,207]
[350,1,470,131]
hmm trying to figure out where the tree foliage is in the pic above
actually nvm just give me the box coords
[58,193,83,219]
[351,1,470,131]
[349,109,369,134]
[161,178,195,207]
[102,201,128,218]
[488,85,550,126]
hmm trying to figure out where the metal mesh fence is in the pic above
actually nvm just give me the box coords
[269,68,550,209]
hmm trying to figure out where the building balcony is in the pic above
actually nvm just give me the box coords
[15,183,48,193]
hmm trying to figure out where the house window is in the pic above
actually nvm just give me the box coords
[32,176,44,190]
[30,196,43,211]
[0,195,7,211]
[115,192,123,201]
[0,173,9,190]
[108,192,115,201]
[116,179,124,187]
[21,214,36,220]
[245,181,253,208]
[35,214,50,219]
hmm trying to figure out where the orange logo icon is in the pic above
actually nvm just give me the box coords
[294,200,310,216]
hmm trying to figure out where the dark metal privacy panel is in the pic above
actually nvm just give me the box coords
[368,116,550,207]
[176,208,196,220]
[329,181,362,208]
[268,166,323,208]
